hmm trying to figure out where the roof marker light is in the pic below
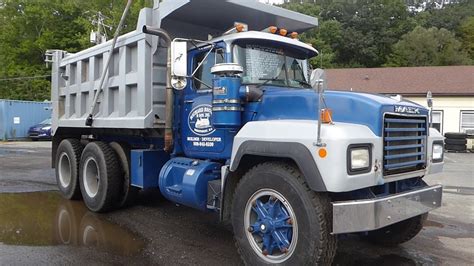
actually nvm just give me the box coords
[269,26,278,34]
[290,32,298,39]
[236,23,245,32]
[279,28,288,36]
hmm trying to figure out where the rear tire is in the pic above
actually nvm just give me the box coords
[366,214,427,246]
[79,141,121,213]
[109,142,138,208]
[55,139,83,200]
[231,162,337,265]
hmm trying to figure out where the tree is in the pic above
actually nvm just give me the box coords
[459,17,474,61]
[334,0,416,67]
[417,1,474,34]
[0,0,151,101]
[386,26,472,66]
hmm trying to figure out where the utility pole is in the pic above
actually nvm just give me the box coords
[89,11,113,45]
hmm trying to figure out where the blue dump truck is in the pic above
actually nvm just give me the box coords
[48,0,444,264]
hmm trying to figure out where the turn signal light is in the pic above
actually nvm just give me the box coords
[279,28,288,36]
[321,108,333,124]
[318,148,327,158]
[290,32,298,39]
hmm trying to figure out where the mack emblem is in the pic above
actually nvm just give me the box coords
[394,105,420,114]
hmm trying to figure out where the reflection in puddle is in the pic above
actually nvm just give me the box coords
[0,192,145,256]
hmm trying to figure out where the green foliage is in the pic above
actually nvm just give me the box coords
[0,0,472,101]
[281,0,473,69]
[459,16,474,60]
[386,26,472,66]
[0,0,152,101]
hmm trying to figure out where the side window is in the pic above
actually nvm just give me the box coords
[194,49,225,90]
[431,110,443,134]
[460,110,474,134]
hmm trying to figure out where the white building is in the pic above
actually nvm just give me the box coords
[327,66,474,145]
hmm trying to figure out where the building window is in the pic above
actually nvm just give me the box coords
[431,110,443,134]
[460,111,474,134]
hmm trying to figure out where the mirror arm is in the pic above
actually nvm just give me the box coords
[191,44,216,77]
[316,80,325,147]
[192,76,213,90]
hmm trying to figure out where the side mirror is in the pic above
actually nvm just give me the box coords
[427,91,433,108]
[171,40,187,90]
[310,68,327,93]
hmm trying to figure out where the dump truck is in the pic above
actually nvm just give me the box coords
[47,0,445,264]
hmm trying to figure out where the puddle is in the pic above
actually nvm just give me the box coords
[0,149,19,155]
[424,220,444,228]
[334,252,417,266]
[443,186,474,196]
[0,148,35,156]
[0,192,145,256]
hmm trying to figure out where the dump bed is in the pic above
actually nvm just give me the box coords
[49,8,167,133]
[49,0,317,134]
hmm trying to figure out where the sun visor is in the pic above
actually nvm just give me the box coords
[154,0,318,40]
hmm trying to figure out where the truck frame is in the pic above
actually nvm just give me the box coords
[48,0,444,264]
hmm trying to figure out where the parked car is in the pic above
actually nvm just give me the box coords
[28,118,52,140]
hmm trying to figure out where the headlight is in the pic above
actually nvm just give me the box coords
[41,126,51,130]
[432,141,443,163]
[347,144,372,174]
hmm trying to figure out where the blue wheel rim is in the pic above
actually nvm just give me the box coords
[244,189,298,263]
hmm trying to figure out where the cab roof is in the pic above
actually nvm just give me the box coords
[209,31,319,58]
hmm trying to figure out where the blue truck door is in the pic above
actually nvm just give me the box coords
[180,49,228,159]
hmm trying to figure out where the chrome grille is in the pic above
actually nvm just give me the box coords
[383,114,427,175]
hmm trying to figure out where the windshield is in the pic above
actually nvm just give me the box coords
[233,43,310,88]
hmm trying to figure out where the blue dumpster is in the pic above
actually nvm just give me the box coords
[0,100,52,140]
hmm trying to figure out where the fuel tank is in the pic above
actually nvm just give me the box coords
[158,157,221,211]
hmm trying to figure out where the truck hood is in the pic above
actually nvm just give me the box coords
[253,87,429,137]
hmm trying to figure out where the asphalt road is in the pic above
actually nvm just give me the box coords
[0,141,473,265]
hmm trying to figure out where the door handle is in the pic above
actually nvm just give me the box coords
[184,100,194,104]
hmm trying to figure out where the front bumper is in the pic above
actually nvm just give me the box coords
[332,184,442,234]
[28,130,51,139]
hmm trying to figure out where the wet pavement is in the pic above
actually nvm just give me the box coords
[1,141,473,265]
[0,192,144,255]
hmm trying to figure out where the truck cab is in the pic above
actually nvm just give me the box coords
[48,1,445,264]
[176,30,317,160]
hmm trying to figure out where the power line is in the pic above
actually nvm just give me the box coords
[0,75,51,82]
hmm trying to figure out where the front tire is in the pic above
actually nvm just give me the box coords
[79,141,121,213]
[366,214,427,246]
[55,139,83,200]
[232,162,337,265]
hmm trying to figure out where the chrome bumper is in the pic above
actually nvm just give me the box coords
[332,184,442,234]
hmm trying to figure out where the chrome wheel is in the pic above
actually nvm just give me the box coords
[58,152,72,188]
[83,157,100,198]
[244,188,298,264]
